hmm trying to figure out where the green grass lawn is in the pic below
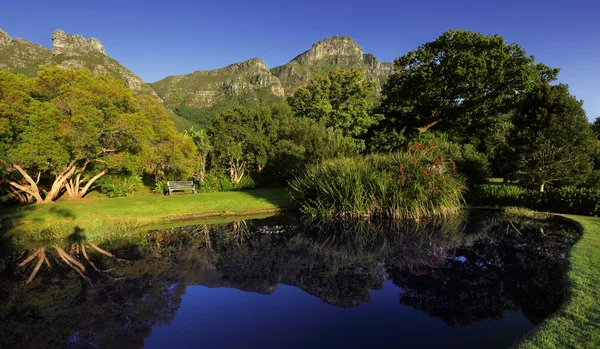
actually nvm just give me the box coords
[1,188,290,243]
[514,215,600,349]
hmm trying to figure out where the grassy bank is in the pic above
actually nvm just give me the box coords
[515,215,600,348]
[0,188,289,243]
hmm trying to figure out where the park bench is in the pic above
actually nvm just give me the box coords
[167,181,196,195]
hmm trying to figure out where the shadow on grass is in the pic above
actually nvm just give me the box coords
[237,187,291,210]
[0,203,77,246]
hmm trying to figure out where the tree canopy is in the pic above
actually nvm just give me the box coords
[287,69,381,140]
[0,67,196,203]
[507,81,596,191]
[372,29,559,151]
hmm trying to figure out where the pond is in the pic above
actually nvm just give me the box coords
[0,211,579,349]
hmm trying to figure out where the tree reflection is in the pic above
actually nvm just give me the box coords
[0,212,579,348]
[389,214,579,326]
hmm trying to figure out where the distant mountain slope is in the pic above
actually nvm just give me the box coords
[0,29,51,76]
[0,29,158,98]
[271,36,394,94]
[2,29,394,130]
[151,58,284,109]
[152,35,394,124]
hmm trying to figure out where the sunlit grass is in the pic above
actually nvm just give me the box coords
[514,215,600,348]
[1,188,289,243]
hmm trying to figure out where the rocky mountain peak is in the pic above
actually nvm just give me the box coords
[293,35,364,65]
[0,29,12,46]
[226,58,269,73]
[51,29,105,56]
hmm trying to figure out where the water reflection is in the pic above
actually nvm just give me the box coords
[0,212,579,349]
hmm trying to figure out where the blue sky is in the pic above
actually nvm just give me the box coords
[1,0,598,118]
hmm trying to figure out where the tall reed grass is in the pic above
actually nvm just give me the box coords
[288,144,466,221]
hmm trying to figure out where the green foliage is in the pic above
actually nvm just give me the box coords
[437,141,491,184]
[264,117,363,184]
[507,82,596,191]
[197,171,256,193]
[96,175,143,198]
[208,103,292,185]
[184,127,212,185]
[287,69,382,140]
[374,29,558,150]
[468,184,600,216]
[0,67,197,203]
[289,144,466,221]
[152,180,169,195]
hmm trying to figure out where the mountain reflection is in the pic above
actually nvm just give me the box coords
[0,212,579,349]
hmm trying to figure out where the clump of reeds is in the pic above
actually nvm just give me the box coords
[288,143,466,221]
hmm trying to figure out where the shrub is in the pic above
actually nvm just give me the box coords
[438,142,491,184]
[96,175,143,198]
[468,184,600,216]
[152,180,169,195]
[288,144,466,221]
[197,171,256,193]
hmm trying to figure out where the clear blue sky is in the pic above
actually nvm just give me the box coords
[1,0,598,118]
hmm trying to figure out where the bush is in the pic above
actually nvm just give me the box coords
[197,171,256,193]
[152,180,169,195]
[468,184,600,216]
[96,175,143,198]
[438,142,491,184]
[288,144,466,221]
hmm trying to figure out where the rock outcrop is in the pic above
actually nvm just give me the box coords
[51,29,106,56]
[151,58,284,109]
[271,35,394,94]
[0,29,12,46]
[0,28,158,98]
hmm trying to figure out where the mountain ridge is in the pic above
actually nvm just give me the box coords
[1,29,394,119]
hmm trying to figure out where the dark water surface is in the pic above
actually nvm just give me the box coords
[0,212,579,349]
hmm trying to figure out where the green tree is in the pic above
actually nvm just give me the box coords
[0,68,195,203]
[138,95,197,181]
[373,29,558,151]
[287,69,381,141]
[184,127,212,184]
[209,105,279,184]
[265,117,362,183]
[507,82,596,192]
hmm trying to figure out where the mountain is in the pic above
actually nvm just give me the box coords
[151,58,284,109]
[1,29,394,129]
[272,35,394,94]
[0,29,158,98]
[152,35,394,111]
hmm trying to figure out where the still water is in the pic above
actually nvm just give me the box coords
[0,212,579,349]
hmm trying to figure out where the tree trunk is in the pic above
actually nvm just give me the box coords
[7,165,44,204]
[229,158,245,185]
[540,182,545,192]
[43,160,78,203]
[64,161,106,199]
[76,169,107,198]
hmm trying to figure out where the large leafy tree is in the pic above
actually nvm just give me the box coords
[507,82,596,192]
[137,95,197,181]
[372,29,558,151]
[287,69,381,141]
[209,105,280,184]
[0,67,195,203]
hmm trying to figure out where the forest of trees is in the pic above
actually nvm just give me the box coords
[1,29,598,204]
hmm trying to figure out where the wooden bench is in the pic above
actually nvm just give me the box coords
[167,181,196,195]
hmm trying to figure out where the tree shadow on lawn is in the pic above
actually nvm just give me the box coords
[0,204,78,247]
[236,188,291,211]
